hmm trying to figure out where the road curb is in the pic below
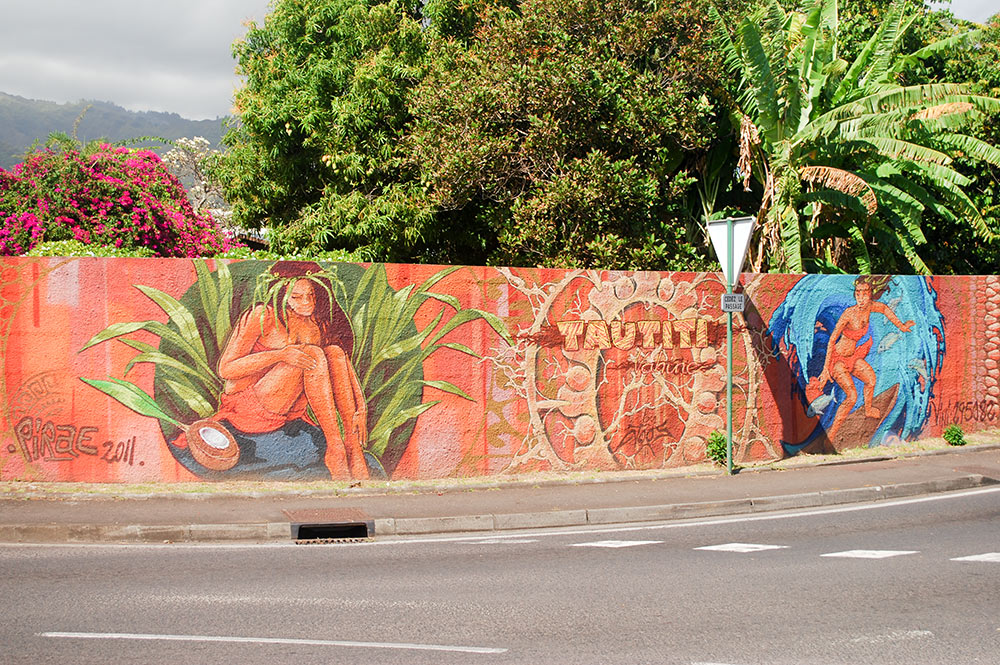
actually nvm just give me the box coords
[375,473,996,537]
[1,474,994,543]
[6,443,996,504]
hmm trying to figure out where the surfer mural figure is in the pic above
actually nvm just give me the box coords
[811,277,914,439]
[768,274,944,455]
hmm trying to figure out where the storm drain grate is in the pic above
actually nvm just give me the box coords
[283,508,374,543]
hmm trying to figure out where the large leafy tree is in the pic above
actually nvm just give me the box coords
[218,0,723,270]
[711,0,1000,274]
[409,0,719,269]
[216,0,432,261]
[911,13,1000,273]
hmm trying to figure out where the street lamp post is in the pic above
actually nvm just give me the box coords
[707,216,755,475]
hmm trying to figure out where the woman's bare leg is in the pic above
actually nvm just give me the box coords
[855,360,880,419]
[236,345,364,480]
[291,345,356,480]
[827,363,856,440]
[324,345,369,479]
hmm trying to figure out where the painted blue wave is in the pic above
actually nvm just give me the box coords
[768,275,944,449]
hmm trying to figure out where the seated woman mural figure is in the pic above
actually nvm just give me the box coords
[214,262,369,480]
[813,276,914,440]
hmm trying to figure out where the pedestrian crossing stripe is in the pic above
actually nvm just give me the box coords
[695,543,788,553]
[821,550,918,559]
[472,539,540,545]
[951,552,1000,562]
[571,540,663,548]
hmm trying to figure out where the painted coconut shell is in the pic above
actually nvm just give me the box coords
[187,419,239,471]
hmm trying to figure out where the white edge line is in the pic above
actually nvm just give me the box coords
[39,631,506,654]
[388,485,1000,545]
[9,485,1000,550]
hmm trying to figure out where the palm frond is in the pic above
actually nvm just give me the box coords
[890,28,983,77]
[849,136,953,166]
[832,5,896,105]
[800,166,877,214]
[901,160,972,188]
[777,205,804,272]
[867,8,914,85]
[800,188,871,218]
[932,133,1000,168]
[821,83,971,124]
[846,224,872,274]
[739,20,781,144]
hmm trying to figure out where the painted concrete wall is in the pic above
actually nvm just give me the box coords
[1,257,997,482]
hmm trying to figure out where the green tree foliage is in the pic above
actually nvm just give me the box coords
[905,14,1000,273]
[218,0,720,270]
[710,0,1000,274]
[409,0,718,269]
[217,0,431,261]
[220,0,999,273]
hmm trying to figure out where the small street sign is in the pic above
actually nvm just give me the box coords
[707,216,756,289]
[721,293,745,312]
[705,216,756,477]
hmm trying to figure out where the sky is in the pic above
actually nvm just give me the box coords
[0,0,996,121]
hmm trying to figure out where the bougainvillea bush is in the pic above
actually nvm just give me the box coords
[0,142,233,257]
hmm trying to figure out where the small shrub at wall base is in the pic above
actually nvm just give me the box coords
[943,424,966,446]
[706,430,729,466]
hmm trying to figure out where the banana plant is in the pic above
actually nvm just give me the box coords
[710,0,1000,273]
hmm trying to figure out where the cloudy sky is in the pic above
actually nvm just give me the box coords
[0,0,996,120]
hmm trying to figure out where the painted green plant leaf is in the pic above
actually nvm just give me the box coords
[79,377,183,428]
[368,400,440,456]
[421,380,474,401]
[80,259,237,441]
[134,285,209,364]
[162,377,215,419]
[120,339,221,394]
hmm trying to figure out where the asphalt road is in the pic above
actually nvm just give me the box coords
[4,486,999,665]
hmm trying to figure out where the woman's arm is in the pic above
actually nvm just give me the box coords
[218,306,315,381]
[873,302,914,332]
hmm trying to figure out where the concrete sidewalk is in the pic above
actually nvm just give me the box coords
[1,444,999,544]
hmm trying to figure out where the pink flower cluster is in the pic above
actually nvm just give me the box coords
[0,144,233,257]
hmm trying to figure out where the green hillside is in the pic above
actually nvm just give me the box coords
[0,92,228,168]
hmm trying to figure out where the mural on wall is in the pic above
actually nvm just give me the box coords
[768,275,945,454]
[0,257,996,483]
[489,269,780,472]
[78,260,510,480]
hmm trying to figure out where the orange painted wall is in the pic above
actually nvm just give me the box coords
[0,258,996,482]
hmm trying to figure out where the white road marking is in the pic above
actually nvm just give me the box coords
[849,629,934,644]
[39,631,507,654]
[821,549,918,559]
[384,485,1000,545]
[951,552,1000,562]
[571,539,663,548]
[471,538,539,545]
[695,543,788,553]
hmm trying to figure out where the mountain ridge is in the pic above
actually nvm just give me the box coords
[0,92,228,169]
